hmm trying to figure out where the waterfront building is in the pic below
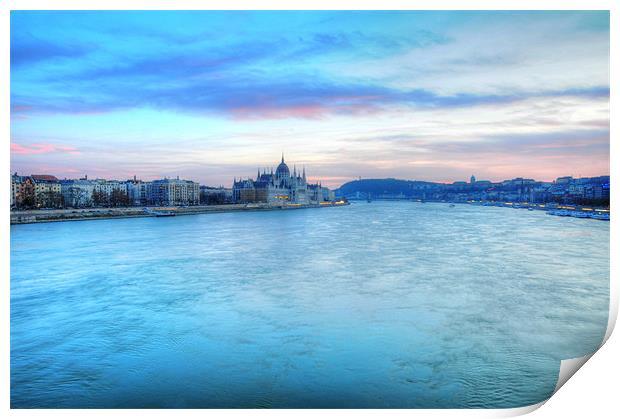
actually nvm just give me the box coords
[200,186,233,205]
[11,173,61,208]
[91,179,130,206]
[60,179,95,208]
[11,174,33,208]
[92,179,127,196]
[10,175,14,208]
[307,183,334,202]
[31,175,62,208]
[10,173,21,208]
[233,179,260,203]
[602,182,610,200]
[147,177,200,206]
[307,183,321,202]
[323,186,335,202]
[232,155,333,204]
[126,178,148,206]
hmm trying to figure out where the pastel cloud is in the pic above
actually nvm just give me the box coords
[11,143,80,155]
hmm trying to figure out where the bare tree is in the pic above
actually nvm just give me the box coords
[92,190,108,207]
[110,189,130,207]
[39,190,64,208]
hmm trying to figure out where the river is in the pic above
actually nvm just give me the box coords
[10,201,610,408]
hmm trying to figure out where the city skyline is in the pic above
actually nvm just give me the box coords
[11,11,610,188]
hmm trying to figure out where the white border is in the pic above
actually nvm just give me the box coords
[2,1,616,418]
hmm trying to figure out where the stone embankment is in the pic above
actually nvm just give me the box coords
[10,201,350,225]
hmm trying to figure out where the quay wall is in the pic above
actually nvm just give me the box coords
[10,202,350,225]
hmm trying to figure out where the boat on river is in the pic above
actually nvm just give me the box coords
[143,208,176,217]
[590,212,610,221]
[546,209,610,221]
[547,209,570,216]
[573,212,590,218]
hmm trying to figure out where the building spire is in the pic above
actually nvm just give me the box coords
[302,166,306,182]
[281,152,284,163]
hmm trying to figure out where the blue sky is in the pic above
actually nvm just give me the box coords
[10,11,609,187]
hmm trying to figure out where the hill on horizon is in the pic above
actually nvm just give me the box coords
[335,178,438,197]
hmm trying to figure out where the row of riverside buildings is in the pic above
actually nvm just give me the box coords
[10,174,203,209]
[10,155,336,209]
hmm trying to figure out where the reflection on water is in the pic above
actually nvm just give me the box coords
[10,202,609,408]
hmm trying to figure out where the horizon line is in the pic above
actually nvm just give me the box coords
[9,168,610,190]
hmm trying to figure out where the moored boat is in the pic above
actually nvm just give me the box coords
[590,212,610,221]
[144,208,176,217]
[572,212,589,218]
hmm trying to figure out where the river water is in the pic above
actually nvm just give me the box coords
[10,202,610,408]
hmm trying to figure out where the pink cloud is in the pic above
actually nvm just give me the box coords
[231,104,327,120]
[11,104,32,112]
[11,143,80,155]
[230,103,381,120]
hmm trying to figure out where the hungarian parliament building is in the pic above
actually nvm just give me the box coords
[232,155,335,204]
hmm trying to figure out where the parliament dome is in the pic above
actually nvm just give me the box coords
[276,155,290,177]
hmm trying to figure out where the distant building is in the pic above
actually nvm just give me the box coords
[31,175,62,208]
[147,177,200,206]
[60,179,95,208]
[89,179,130,206]
[200,186,233,205]
[324,186,335,202]
[450,181,469,192]
[470,175,476,184]
[11,173,61,208]
[10,175,14,208]
[307,183,321,202]
[11,174,33,208]
[10,173,20,208]
[127,179,148,206]
[472,180,492,191]
[92,179,126,195]
[556,176,573,184]
[232,155,333,204]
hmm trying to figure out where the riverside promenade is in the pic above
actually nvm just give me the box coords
[10,201,350,225]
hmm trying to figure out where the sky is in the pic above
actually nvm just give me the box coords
[10,11,610,188]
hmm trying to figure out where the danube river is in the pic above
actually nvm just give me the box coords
[10,201,609,408]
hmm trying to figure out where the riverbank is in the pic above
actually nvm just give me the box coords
[10,201,350,225]
[463,200,610,219]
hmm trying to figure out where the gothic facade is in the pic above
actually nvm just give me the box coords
[232,155,332,204]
